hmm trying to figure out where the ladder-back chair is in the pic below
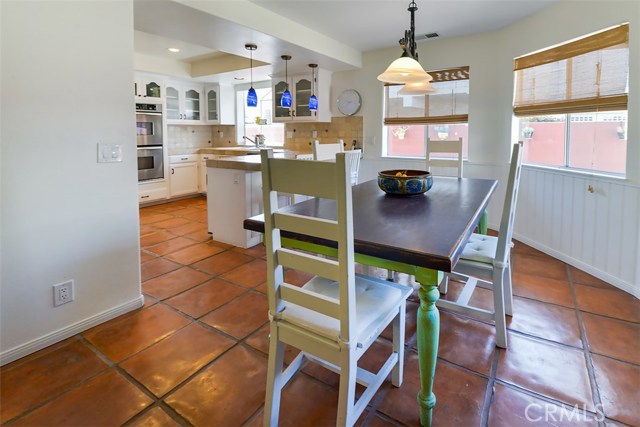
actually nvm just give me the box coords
[260,149,412,426]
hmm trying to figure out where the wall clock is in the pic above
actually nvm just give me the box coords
[337,89,361,116]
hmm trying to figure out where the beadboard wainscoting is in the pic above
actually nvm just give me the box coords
[514,166,639,297]
[360,159,639,296]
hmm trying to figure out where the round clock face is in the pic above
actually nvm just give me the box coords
[337,89,361,116]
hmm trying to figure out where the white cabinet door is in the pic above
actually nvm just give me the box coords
[134,73,163,100]
[169,162,198,197]
[166,82,204,124]
[272,69,331,122]
[138,180,167,204]
[199,154,212,193]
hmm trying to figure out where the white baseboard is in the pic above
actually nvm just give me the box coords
[512,232,639,298]
[0,295,145,366]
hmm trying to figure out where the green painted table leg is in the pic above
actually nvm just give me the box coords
[478,211,488,235]
[414,268,441,427]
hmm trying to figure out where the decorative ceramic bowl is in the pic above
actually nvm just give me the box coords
[377,170,433,195]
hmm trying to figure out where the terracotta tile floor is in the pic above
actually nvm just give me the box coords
[2,196,639,427]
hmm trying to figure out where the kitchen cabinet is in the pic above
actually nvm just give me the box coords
[272,69,332,123]
[199,154,213,193]
[165,82,203,124]
[169,155,199,197]
[205,84,235,125]
[138,180,167,204]
[134,73,163,100]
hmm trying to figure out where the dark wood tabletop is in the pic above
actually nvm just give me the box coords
[244,177,497,273]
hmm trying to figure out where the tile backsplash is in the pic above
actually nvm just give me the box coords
[283,116,363,153]
[166,125,236,155]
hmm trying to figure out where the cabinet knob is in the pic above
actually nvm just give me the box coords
[141,195,149,199]
[171,168,175,175]
[181,157,188,160]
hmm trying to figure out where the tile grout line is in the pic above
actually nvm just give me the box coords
[479,346,500,427]
[567,264,606,426]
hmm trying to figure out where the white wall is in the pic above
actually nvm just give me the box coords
[330,1,639,294]
[0,0,143,364]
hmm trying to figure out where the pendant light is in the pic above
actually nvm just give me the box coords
[281,55,292,108]
[308,64,318,111]
[377,1,434,86]
[398,79,436,95]
[245,43,258,107]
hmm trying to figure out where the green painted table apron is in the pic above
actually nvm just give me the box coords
[244,178,497,427]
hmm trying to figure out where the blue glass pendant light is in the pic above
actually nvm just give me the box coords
[308,63,318,111]
[281,55,292,108]
[245,43,258,107]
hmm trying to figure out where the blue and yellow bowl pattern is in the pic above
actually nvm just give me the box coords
[377,170,433,195]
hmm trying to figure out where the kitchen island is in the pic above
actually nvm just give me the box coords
[206,151,300,248]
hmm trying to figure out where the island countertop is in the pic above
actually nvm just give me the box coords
[205,151,300,171]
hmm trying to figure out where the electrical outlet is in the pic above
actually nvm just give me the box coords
[53,280,74,307]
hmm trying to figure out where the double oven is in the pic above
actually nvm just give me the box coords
[136,103,164,181]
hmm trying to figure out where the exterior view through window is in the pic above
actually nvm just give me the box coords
[514,24,629,176]
[383,67,470,158]
[238,86,284,146]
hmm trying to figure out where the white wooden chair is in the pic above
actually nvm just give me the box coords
[312,140,343,160]
[260,149,412,426]
[426,137,463,178]
[436,142,524,348]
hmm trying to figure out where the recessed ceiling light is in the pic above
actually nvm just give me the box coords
[234,77,245,80]
[167,47,180,53]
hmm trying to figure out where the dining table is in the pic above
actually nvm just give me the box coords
[244,177,497,426]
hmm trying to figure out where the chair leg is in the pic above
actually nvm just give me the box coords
[391,301,406,387]
[504,263,514,316]
[493,269,508,349]
[336,346,357,427]
[264,323,285,427]
[439,274,449,295]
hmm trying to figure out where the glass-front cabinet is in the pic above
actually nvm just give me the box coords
[165,82,203,124]
[207,87,218,122]
[295,78,312,119]
[273,80,292,120]
[134,73,163,100]
[271,70,332,122]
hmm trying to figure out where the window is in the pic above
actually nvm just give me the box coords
[383,67,469,158]
[514,24,629,175]
[236,85,284,146]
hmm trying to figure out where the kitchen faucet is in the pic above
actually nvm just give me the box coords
[243,136,260,147]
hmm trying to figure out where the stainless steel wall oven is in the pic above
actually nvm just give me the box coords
[136,103,164,181]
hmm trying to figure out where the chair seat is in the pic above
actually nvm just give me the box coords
[460,233,498,264]
[279,275,409,343]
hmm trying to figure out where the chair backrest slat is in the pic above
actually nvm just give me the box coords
[279,283,340,319]
[496,142,524,265]
[276,248,340,282]
[426,138,464,178]
[274,212,339,241]
[313,141,343,161]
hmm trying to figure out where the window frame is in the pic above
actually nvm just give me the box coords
[513,24,629,177]
[382,66,470,159]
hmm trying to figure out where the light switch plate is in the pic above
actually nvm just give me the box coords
[98,143,123,163]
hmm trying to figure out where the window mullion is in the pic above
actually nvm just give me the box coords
[565,114,571,168]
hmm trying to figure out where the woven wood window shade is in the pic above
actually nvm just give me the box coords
[513,24,629,117]
[384,66,470,125]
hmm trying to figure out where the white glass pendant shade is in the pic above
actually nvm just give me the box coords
[398,79,437,95]
[377,56,433,84]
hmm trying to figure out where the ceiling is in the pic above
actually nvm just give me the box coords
[133,0,558,84]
